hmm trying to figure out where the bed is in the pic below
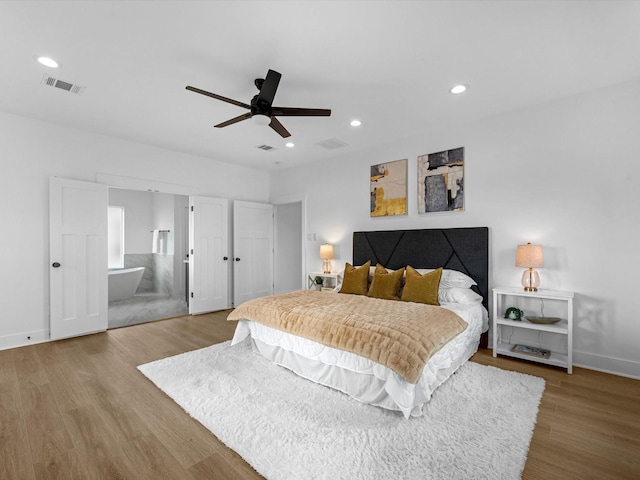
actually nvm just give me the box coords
[229,227,489,418]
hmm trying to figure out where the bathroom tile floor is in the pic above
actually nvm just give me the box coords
[108,293,188,329]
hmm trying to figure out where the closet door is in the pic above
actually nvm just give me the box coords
[233,201,273,306]
[49,177,108,340]
[189,196,230,314]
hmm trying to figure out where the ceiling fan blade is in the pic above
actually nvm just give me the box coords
[214,112,252,128]
[256,69,281,106]
[269,117,291,138]
[271,107,331,117]
[186,86,251,110]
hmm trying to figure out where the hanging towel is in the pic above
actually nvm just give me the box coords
[152,230,170,254]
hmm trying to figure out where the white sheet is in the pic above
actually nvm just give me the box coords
[231,302,488,418]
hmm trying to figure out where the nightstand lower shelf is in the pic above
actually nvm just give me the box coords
[495,342,569,369]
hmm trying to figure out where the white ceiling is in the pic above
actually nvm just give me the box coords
[1,1,639,171]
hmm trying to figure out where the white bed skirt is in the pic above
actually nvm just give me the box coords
[231,302,486,418]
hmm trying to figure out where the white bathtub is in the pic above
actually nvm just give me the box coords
[108,267,145,302]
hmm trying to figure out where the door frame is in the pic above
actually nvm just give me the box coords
[272,193,307,291]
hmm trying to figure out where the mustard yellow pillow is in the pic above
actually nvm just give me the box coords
[338,261,371,295]
[400,266,442,305]
[367,264,405,300]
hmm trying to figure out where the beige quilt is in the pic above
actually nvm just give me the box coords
[227,290,468,384]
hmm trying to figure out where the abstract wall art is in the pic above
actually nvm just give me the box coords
[370,158,407,217]
[417,147,464,214]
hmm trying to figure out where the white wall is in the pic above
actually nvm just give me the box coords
[270,79,640,378]
[152,192,176,242]
[0,111,268,350]
[109,188,155,254]
[108,189,178,254]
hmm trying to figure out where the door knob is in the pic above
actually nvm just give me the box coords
[235,257,241,261]
[223,256,229,261]
[52,262,61,268]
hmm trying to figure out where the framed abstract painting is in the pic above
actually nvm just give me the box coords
[370,159,407,217]
[417,147,464,214]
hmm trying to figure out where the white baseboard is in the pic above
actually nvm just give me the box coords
[488,331,639,380]
[0,329,50,351]
[574,350,640,380]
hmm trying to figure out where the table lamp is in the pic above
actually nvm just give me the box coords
[515,243,543,291]
[319,243,333,274]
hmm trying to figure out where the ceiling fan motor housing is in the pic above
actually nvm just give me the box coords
[251,94,271,116]
[186,68,330,139]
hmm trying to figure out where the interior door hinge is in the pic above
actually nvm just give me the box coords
[191,206,194,212]
[190,292,194,298]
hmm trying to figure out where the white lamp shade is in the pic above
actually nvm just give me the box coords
[319,243,334,259]
[252,114,271,126]
[515,243,543,268]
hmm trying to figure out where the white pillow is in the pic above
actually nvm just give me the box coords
[414,269,477,289]
[337,266,477,290]
[438,287,483,304]
[337,266,376,278]
[334,265,375,291]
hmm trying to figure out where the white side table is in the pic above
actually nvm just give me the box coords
[307,272,340,291]
[492,287,574,373]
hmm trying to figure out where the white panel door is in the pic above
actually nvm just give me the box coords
[189,196,229,314]
[233,201,273,306]
[50,177,108,340]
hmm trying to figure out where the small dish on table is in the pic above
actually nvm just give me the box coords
[525,316,561,324]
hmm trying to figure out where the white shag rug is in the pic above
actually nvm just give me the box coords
[138,340,545,480]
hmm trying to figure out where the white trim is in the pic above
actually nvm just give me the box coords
[96,173,198,196]
[574,350,640,380]
[0,329,50,351]
[487,342,639,380]
[271,192,307,206]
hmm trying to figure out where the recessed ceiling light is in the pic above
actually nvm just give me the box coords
[36,56,60,68]
[450,84,468,94]
[350,119,362,127]
[285,142,295,148]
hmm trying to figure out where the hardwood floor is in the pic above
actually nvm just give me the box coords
[1,312,638,479]
[472,350,640,480]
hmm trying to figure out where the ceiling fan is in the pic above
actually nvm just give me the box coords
[186,69,331,138]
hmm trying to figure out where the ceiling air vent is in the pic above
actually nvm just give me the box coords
[41,74,86,95]
[316,138,349,150]
[257,144,275,151]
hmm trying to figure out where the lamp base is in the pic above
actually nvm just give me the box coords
[322,259,332,274]
[521,268,540,292]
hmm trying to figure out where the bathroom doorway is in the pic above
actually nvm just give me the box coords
[107,187,189,328]
[273,201,304,293]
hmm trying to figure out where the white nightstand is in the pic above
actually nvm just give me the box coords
[492,287,574,373]
[308,272,340,291]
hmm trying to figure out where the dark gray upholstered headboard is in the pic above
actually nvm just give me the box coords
[353,226,489,316]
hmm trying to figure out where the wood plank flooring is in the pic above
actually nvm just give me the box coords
[1,311,638,479]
